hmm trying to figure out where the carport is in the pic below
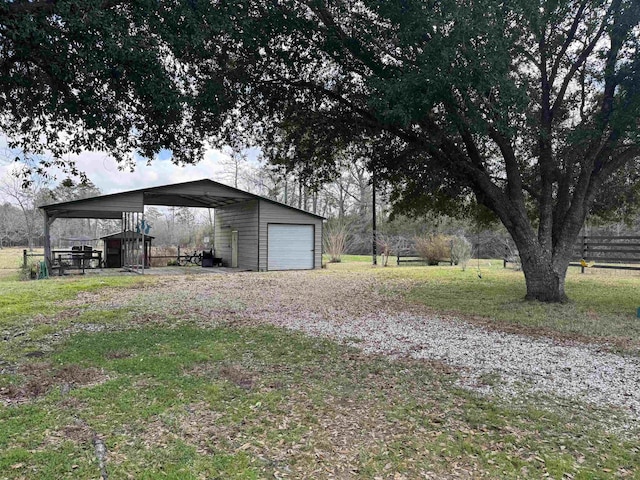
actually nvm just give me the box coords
[39,179,324,273]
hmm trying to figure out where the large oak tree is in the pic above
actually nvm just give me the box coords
[211,0,640,302]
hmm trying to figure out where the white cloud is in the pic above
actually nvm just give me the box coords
[41,149,232,194]
[0,132,263,198]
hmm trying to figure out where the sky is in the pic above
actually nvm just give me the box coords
[0,136,262,198]
[46,148,232,194]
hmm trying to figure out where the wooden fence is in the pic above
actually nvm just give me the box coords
[22,249,45,269]
[503,236,640,272]
[572,235,640,272]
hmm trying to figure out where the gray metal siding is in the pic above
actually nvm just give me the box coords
[258,200,323,271]
[214,200,259,270]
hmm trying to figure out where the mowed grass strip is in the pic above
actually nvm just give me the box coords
[0,276,151,329]
[2,325,639,479]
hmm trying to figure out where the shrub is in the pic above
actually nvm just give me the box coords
[19,260,40,280]
[414,234,451,265]
[376,234,394,267]
[450,235,472,270]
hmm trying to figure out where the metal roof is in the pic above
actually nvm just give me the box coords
[39,178,325,220]
[100,230,155,241]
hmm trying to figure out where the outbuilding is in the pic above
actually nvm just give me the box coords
[100,231,154,268]
[40,179,324,272]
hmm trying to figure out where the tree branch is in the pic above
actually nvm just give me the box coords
[304,2,394,79]
[599,145,640,178]
[548,0,590,84]
[551,0,618,117]
[487,126,526,205]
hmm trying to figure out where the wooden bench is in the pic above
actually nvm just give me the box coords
[397,252,453,266]
[51,250,103,275]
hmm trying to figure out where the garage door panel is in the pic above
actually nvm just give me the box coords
[268,224,314,270]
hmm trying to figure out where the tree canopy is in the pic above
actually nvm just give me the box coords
[0,0,237,174]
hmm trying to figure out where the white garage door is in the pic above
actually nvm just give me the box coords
[268,224,314,270]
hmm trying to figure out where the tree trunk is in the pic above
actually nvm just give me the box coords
[519,254,569,302]
[496,202,576,303]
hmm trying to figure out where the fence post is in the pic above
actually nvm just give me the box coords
[177,246,181,264]
[23,249,27,269]
[581,235,587,274]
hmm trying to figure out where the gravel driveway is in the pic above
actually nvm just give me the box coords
[257,311,640,423]
[114,271,640,426]
[220,271,640,426]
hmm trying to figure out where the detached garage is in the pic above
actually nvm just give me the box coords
[214,188,324,271]
[40,179,324,272]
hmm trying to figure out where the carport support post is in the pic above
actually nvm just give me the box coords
[141,211,145,275]
[120,212,125,268]
[43,211,54,268]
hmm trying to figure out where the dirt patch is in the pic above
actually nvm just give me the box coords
[104,350,132,360]
[59,291,104,309]
[55,364,104,385]
[0,362,109,404]
[44,421,94,446]
[186,362,256,390]
[218,364,255,390]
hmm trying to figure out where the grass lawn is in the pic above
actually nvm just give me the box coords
[402,262,640,344]
[326,257,640,345]
[323,253,380,263]
[407,262,640,346]
[1,255,639,478]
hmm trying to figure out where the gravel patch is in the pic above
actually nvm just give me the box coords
[247,307,640,426]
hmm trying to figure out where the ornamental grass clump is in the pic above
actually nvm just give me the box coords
[376,234,396,267]
[450,235,472,270]
[324,222,350,263]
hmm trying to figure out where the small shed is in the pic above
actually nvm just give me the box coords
[100,231,153,268]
